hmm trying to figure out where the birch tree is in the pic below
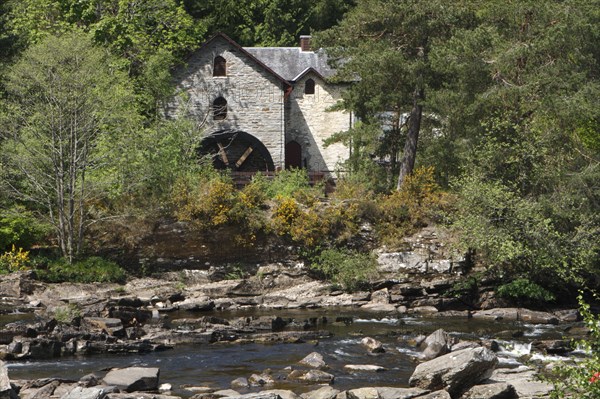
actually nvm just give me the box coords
[0,31,137,262]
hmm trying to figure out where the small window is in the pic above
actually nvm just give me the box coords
[213,97,227,120]
[213,56,226,77]
[304,78,315,95]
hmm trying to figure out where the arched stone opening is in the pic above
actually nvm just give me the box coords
[198,130,275,172]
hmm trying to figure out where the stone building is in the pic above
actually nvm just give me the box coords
[165,33,351,174]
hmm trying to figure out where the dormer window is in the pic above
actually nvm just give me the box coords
[304,78,315,95]
[213,56,226,77]
[213,97,227,120]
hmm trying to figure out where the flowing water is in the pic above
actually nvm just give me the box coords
[3,308,577,397]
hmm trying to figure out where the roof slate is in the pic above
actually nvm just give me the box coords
[243,47,335,81]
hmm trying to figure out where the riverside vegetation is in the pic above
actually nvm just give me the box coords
[0,0,599,397]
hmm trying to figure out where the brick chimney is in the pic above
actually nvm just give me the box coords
[300,35,312,52]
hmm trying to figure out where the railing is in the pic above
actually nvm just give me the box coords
[230,171,330,188]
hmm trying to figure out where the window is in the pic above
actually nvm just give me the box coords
[213,97,227,120]
[304,78,315,95]
[213,56,226,77]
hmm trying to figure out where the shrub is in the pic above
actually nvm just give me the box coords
[0,245,31,274]
[377,166,451,247]
[548,292,600,398]
[53,304,81,324]
[497,278,556,305]
[310,248,379,292]
[35,256,127,283]
[266,169,322,205]
[0,206,49,251]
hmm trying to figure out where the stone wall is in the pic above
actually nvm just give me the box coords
[165,36,286,169]
[286,74,351,172]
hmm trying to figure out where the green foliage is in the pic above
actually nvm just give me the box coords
[548,292,600,398]
[35,256,127,283]
[0,206,49,251]
[264,169,322,203]
[497,278,555,305]
[310,248,378,292]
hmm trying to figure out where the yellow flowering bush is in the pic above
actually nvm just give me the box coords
[0,245,31,273]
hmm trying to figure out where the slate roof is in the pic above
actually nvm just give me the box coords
[243,47,335,82]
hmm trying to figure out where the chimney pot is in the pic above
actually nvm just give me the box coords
[300,35,312,52]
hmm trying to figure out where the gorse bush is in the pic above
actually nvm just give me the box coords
[0,245,31,274]
[378,166,451,248]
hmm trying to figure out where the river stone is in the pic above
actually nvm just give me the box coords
[61,386,112,399]
[517,309,558,325]
[301,370,335,383]
[370,288,390,304]
[361,303,397,313]
[248,373,275,386]
[299,352,327,369]
[231,377,250,389]
[460,382,517,399]
[409,347,498,397]
[410,306,438,315]
[105,394,180,399]
[0,361,16,399]
[375,387,430,399]
[260,390,301,399]
[344,365,387,372]
[416,391,451,399]
[300,386,340,399]
[361,337,385,353]
[472,309,519,322]
[102,367,159,392]
[421,329,451,360]
[224,394,281,399]
[346,387,378,399]
[489,367,553,398]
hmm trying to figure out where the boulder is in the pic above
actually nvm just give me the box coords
[471,309,519,322]
[460,382,517,399]
[517,309,558,325]
[61,386,113,399]
[248,373,275,387]
[369,288,390,304]
[346,388,379,399]
[300,386,340,399]
[346,387,427,399]
[230,377,250,389]
[409,347,498,398]
[421,329,451,360]
[102,367,159,392]
[489,367,553,398]
[299,352,327,369]
[259,390,301,399]
[0,361,16,399]
[361,337,385,353]
[105,394,180,399]
[290,370,334,384]
[417,391,451,399]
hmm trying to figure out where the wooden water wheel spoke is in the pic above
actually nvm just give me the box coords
[217,142,229,165]
[235,146,254,169]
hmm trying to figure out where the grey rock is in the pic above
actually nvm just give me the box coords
[409,347,498,397]
[102,367,159,392]
[0,361,16,399]
[421,329,451,360]
[61,386,110,399]
[346,387,427,399]
[301,386,340,399]
[82,318,125,337]
[248,373,275,387]
[416,391,451,399]
[369,289,390,304]
[361,337,385,353]
[460,382,517,399]
[518,309,558,325]
[230,378,250,389]
[299,352,327,369]
[489,367,553,398]
[472,309,519,322]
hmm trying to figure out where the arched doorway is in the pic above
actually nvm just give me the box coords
[285,141,302,169]
[198,131,275,172]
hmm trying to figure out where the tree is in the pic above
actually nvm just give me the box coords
[317,0,477,189]
[0,31,138,262]
[3,0,204,117]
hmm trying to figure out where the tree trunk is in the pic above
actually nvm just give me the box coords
[397,88,424,190]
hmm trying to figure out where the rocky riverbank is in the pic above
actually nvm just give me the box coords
[0,228,588,398]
